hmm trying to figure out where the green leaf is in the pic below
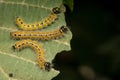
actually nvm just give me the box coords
[63,0,74,11]
[0,0,72,80]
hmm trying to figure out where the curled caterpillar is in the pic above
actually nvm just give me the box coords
[12,39,51,71]
[16,7,61,31]
[10,26,68,40]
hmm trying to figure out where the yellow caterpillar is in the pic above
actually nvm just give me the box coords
[12,39,51,71]
[16,7,61,30]
[10,26,68,40]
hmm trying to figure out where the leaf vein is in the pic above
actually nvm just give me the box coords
[0,66,9,79]
[0,50,36,65]
[0,0,51,10]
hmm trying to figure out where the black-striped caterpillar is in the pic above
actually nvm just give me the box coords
[16,7,61,31]
[10,26,68,40]
[12,39,51,71]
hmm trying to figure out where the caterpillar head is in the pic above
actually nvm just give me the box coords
[16,17,23,24]
[60,26,68,33]
[44,62,51,71]
[12,44,21,51]
[16,17,21,21]
[52,7,61,14]
[12,45,16,49]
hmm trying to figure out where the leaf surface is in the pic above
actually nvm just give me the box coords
[0,0,72,80]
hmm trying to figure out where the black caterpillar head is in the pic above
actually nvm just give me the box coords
[52,7,61,14]
[44,62,51,71]
[12,45,16,49]
[60,26,68,33]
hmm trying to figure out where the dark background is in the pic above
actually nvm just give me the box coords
[53,0,120,80]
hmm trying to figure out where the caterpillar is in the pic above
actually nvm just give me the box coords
[12,39,51,71]
[16,7,61,31]
[10,26,68,40]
